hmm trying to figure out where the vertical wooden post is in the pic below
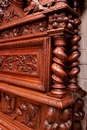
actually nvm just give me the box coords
[68,18,81,92]
[50,36,68,98]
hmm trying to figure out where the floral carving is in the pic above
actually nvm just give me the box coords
[4,10,19,23]
[0,0,21,25]
[0,93,41,129]
[0,55,37,75]
[20,20,47,35]
[0,20,47,39]
[0,0,10,24]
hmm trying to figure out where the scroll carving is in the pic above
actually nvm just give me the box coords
[0,55,37,75]
[0,93,41,129]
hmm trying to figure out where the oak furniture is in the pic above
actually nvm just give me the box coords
[0,0,86,130]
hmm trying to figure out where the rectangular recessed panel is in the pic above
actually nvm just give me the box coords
[0,37,51,92]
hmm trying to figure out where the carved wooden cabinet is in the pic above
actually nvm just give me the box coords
[0,0,86,130]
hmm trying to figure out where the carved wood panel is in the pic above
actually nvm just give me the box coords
[0,38,51,92]
[0,0,86,130]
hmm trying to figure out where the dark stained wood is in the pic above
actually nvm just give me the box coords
[0,0,86,130]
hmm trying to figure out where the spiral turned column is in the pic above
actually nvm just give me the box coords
[68,18,81,92]
[50,36,68,98]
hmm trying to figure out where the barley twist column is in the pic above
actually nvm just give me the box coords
[50,36,68,98]
[68,18,81,92]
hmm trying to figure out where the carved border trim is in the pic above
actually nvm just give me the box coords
[0,38,44,49]
[0,75,44,91]
[0,83,74,109]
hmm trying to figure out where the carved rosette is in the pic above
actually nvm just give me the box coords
[67,18,81,92]
[50,36,68,98]
[73,99,85,130]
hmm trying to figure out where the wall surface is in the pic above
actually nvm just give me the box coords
[78,0,87,130]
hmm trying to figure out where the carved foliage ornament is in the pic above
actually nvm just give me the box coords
[0,93,41,129]
[0,0,20,25]
[0,0,48,25]
[0,20,47,39]
[0,55,37,75]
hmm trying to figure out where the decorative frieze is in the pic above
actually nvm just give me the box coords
[0,55,37,75]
